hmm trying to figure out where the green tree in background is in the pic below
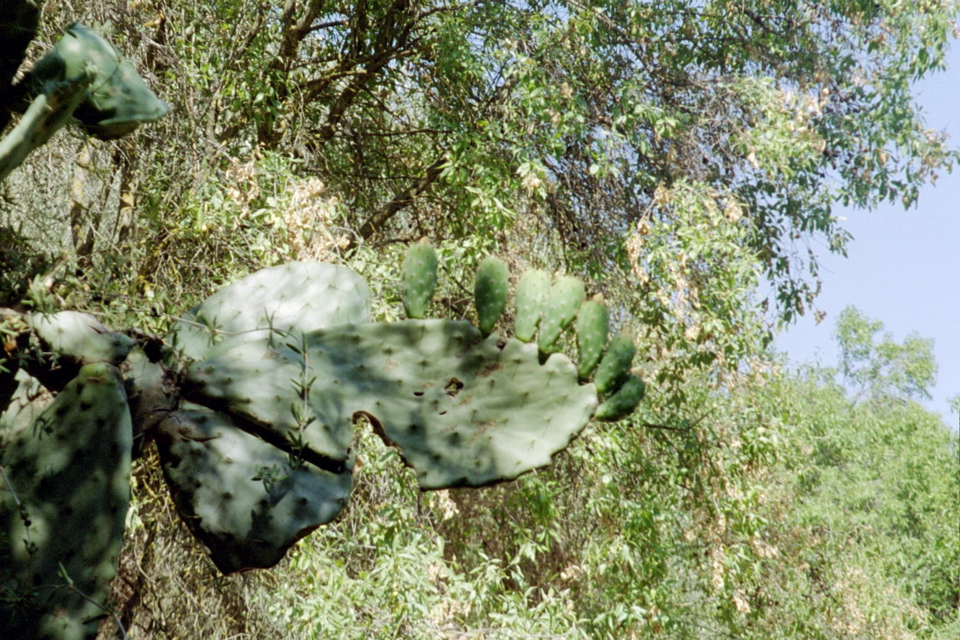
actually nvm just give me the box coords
[835,305,939,402]
[769,309,959,638]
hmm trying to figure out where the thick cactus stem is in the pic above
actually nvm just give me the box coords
[401,241,438,319]
[474,256,509,336]
[576,297,609,380]
[513,269,550,342]
[0,75,90,182]
[538,275,585,354]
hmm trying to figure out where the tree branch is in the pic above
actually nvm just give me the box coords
[354,152,450,242]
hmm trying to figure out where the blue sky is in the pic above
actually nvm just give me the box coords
[776,41,960,427]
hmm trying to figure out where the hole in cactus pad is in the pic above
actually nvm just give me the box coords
[444,378,463,397]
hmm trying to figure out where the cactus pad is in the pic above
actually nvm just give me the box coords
[29,311,134,365]
[169,261,371,361]
[538,276,585,353]
[155,404,353,574]
[513,269,550,342]
[576,297,609,380]
[161,257,645,573]
[0,363,131,639]
[183,320,597,489]
[595,374,645,422]
[594,334,637,396]
[401,242,439,319]
[474,256,509,336]
[26,23,168,139]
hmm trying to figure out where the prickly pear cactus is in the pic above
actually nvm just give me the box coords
[474,256,509,336]
[1,21,169,181]
[576,296,609,380]
[594,334,637,396]
[0,363,132,639]
[24,23,168,139]
[156,262,371,573]
[169,261,371,361]
[155,403,352,574]
[514,269,550,343]
[538,275,585,353]
[156,248,645,573]
[29,311,135,365]
[595,374,645,422]
[401,241,438,319]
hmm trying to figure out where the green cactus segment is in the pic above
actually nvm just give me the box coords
[0,370,50,440]
[594,374,645,422]
[576,299,609,380]
[155,404,352,575]
[594,334,637,396]
[401,242,438,319]
[538,276,585,353]
[184,319,597,490]
[513,269,550,342]
[0,363,132,640]
[29,311,134,365]
[474,256,510,336]
[0,74,91,183]
[26,23,168,140]
[183,336,354,464]
[169,261,371,362]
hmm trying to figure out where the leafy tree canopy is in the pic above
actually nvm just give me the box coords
[4,1,957,401]
[834,305,938,402]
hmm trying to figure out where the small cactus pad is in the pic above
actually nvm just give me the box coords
[168,261,371,361]
[538,276,585,353]
[28,310,134,365]
[594,334,637,396]
[513,269,550,342]
[183,320,597,490]
[401,242,439,319]
[595,374,645,422]
[155,404,353,574]
[0,363,131,639]
[576,297,609,379]
[27,23,168,139]
[474,256,510,336]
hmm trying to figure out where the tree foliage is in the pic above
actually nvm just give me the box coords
[4,0,956,391]
[834,306,939,401]
[1,1,959,638]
